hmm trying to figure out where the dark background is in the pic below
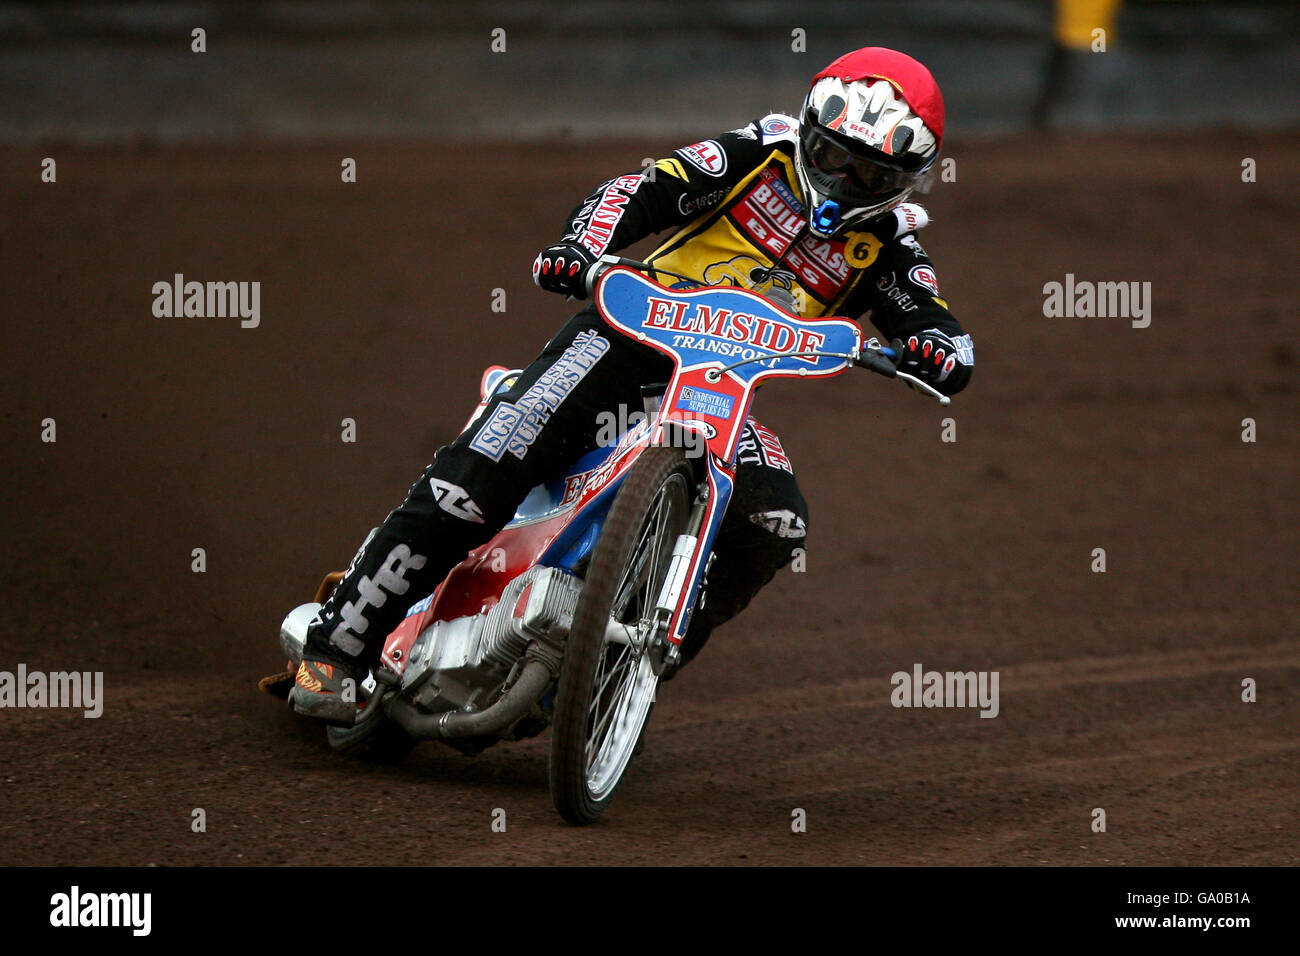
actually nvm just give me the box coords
[1,1,1297,140]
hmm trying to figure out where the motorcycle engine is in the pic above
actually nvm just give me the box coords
[399,566,583,714]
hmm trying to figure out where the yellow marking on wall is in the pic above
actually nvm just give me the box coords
[1055,0,1123,49]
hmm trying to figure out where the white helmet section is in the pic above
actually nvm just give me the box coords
[808,76,938,161]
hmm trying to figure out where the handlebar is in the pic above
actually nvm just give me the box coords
[585,255,952,406]
[859,343,952,405]
[854,345,898,376]
[584,255,699,297]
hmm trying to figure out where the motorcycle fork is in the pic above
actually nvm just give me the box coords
[642,480,710,674]
[637,381,718,673]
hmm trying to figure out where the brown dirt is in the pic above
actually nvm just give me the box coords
[1,131,1296,865]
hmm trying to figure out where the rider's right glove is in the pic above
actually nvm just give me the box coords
[893,329,974,396]
[532,242,598,299]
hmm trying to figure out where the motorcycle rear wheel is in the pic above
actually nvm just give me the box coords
[549,446,694,824]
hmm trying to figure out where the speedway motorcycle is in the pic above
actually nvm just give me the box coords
[262,258,950,824]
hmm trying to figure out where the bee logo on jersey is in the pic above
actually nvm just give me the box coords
[702,255,794,291]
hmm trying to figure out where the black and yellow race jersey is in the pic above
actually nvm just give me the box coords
[561,112,968,349]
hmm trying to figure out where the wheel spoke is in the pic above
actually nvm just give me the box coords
[562,459,689,811]
[586,656,641,767]
[618,480,679,617]
[611,502,660,620]
[585,644,632,748]
[589,646,634,714]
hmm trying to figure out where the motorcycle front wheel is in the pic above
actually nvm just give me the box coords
[549,446,694,824]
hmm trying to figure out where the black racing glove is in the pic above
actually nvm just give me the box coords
[893,329,974,395]
[532,242,598,299]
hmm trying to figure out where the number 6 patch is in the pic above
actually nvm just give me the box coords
[843,231,882,269]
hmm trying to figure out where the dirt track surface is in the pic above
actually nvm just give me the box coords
[1,132,1297,865]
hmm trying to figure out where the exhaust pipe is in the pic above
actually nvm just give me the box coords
[382,659,553,740]
[284,601,557,741]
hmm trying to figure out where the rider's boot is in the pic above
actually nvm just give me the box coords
[288,652,365,727]
[288,459,508,726]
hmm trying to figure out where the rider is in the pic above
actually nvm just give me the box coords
[290,46,975,725]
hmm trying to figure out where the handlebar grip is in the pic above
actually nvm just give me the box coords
[584,255,640,298]
[855,348,898,377]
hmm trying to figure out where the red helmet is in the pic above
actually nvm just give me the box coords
[795,48,945,236]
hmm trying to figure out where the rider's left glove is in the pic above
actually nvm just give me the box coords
[532,242,598,299]
[894,329,974,396]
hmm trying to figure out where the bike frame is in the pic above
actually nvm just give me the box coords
[375,267,863,677]
[592,267,862,644]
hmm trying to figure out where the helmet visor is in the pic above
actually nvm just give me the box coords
[800,124,924,208]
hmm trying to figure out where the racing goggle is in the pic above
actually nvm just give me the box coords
[799,123,925,203]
